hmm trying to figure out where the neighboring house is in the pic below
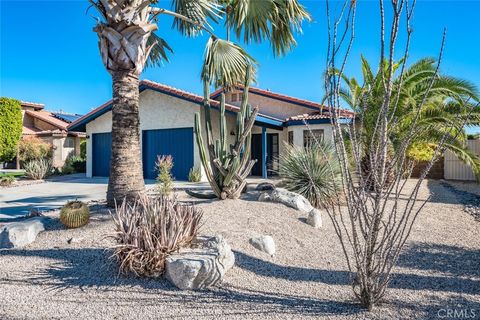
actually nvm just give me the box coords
[20,101,85,168]
[67,80,353,180]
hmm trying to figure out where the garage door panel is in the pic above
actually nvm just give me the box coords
[92,132,112,177]
[142,128,194,180]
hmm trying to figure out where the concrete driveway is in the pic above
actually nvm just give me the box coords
[0,174,217,222]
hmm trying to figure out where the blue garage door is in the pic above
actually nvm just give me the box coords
[142,128,194,180]
[92,132,111,177]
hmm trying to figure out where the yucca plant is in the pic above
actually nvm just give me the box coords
[279,140,342,208]
[155,155,173,196]
[111,195,203,277]
[188,167,202,183]
[24,158,52,180]
[60,201,90,228]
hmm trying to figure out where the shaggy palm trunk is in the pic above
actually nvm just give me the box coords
[107,71,145,206]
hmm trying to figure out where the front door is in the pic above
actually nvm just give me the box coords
[251,133,279,176]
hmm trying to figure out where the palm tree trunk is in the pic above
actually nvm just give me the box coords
[107,71,145,206]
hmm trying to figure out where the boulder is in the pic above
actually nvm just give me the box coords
[249,235,276,256]
[165,235,235,290]
[306,209,323,228]
[258,188,313,213]
[255,182,276,191]
[0,217,48,248]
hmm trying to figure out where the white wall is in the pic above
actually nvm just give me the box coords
[85,89,201,178]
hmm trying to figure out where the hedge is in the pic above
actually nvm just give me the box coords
[0,98,22,162]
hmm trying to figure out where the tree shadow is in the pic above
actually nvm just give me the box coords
[234,251,480,295]
[0,247,363,317]
[398,242,480,278]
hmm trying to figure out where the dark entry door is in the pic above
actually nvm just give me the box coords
[92,132,112,177]
[251,133,279,176]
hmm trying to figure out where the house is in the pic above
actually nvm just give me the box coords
[20,101,85,168]
[67,80,353,180]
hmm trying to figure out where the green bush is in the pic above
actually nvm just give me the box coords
[155,155,173,196]
[80,140,86,159]
[188,167,201,182]
[62,155,86,174]
[279,140,342,208]
[18,137,53,162]
[24,158,52,180]
[0,98,22,162]
[0,175,16,187]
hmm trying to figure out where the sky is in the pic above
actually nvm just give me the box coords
[1,1,479,132]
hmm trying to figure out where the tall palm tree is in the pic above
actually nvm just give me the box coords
[333,57,480,177]
[89,0,310,206]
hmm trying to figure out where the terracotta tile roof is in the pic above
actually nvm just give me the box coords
[286,110,355,122]
[20,101,45,110]
[25,110,69,130]
[22,126,42,135]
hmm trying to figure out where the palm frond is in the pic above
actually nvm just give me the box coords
[201,37,257,89]
[145,33,174,68]
[171,0,221,36]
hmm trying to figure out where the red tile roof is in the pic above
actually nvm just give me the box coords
[286,110,355,122]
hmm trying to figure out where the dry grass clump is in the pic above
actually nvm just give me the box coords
[111,195,203,277]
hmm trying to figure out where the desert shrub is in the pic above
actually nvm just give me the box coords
[18,137,53,163]
[0,175,16,187]
[60,201,90,228]
[155,155,173,196]
[62,155,86,174]
[279,140,342,208]
[0,98,22,162]
[188,167,201,182]
[111,195,203,277]
[24,158,52,180]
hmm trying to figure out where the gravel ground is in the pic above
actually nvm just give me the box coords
[0,179,479,320]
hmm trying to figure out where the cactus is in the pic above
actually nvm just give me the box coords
[60,201,89,228]
[194,66,258,200]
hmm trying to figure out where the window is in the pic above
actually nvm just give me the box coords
[64,137,74,148]
[231,93,238,102]
[288,131,294,145]
[303,129,324,147]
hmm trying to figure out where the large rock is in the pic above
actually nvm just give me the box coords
[306,209,323,228]
[165,235,235,290]
[249,235,276,256]
[256,182,275,191]
[0,217,48,248]
[258,188,313,212]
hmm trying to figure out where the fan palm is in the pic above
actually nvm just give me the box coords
[88,0,310,206]
[333,57,480,178]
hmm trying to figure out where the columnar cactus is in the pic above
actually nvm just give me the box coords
[60,201,90,228]
[194,67,258,200]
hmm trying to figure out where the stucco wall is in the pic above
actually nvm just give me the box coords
[85,89,202,178]
[222,90,317,120]
[287,123,334,147]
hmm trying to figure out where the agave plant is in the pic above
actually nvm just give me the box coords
[111,195,203,277]
[279,140,342,208]
[24,158,52,180]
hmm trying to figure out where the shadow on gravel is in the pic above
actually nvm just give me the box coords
[234,251,480,295]
[398,242,480,278]
[0,248,363,317]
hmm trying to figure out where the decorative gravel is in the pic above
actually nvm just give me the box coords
[0,179,478,319]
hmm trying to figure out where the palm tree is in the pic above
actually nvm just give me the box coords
[89,0,310,206]
[334,57,480,178]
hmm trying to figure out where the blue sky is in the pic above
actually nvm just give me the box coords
[1,1,479,132]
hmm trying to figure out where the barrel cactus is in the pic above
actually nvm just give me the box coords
[60,201,89,228]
